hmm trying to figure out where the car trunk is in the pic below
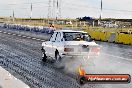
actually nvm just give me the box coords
[64,41,100,55]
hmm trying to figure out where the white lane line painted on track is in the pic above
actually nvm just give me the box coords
[7,33,11,35]
[41,40,45,42]
[36,39,41,41]
[101,53,132,61]
[32,38,36,40]
[17,35,22,37]
[27,37,31,38]
[12,34,16,36]
[0,31,46,42]
[22,36,26,38]
[3,32,7,34]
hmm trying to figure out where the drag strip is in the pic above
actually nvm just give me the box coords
[0,30,46,42]
[0,28,132,88]
[0,28,99,88]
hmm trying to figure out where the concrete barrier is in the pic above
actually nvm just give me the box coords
[85,29,132,45]
[0,66,30,88]
[117,33,132,45]
[86,30,110,41]
[107,33,116,43]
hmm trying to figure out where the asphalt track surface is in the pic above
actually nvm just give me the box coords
[0,28,132,88]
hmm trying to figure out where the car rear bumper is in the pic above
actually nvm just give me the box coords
[61,52,99,58]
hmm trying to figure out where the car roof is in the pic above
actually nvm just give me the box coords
[54,30,87,33]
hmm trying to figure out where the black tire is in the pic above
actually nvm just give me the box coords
[55,50,62,61]
[42,53,47,62]
[41,48,47,62]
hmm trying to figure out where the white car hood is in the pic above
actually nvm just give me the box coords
[65,41,98,46]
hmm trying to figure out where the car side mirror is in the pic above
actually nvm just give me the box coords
[61,38,63,41]
[88,38,93,42]
[61,38,65,42]
[63,36,66,38]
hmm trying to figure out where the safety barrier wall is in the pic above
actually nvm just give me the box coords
[86,30,111,41]
[85,30,132,45]
[0,23,132,45]
[0,23,54,34]
[116,33,132,45]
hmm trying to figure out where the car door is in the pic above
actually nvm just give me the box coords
[45,32,57,57]
[52,32,64,57]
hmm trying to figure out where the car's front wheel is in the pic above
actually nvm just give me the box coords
[42,53,47,62]
[41,48,47,62]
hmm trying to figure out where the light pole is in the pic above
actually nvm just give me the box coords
[30,3,32,21]
[100,0,102,20]
[13,10,15,23]
[98,0,102,25]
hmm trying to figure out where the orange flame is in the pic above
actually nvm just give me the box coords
[78,65,86,76]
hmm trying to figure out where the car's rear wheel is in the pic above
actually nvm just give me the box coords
[55,50,62,61]
[54,50,65,69]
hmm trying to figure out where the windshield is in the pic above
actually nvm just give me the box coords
[63,32,92,41]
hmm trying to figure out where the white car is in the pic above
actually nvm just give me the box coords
[41,30,100,62]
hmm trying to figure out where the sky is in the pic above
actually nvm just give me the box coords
[0,0,132,19]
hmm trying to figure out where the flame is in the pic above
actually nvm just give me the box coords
[78,65,86,76]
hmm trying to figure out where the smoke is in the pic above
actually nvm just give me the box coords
[53,47,103,75]
[58,55,97,75]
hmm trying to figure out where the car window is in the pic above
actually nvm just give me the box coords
[63,32,92,41]
[56,32,61,42]
[50,32,57,42]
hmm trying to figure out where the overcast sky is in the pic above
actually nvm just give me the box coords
[0,0,132,19]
